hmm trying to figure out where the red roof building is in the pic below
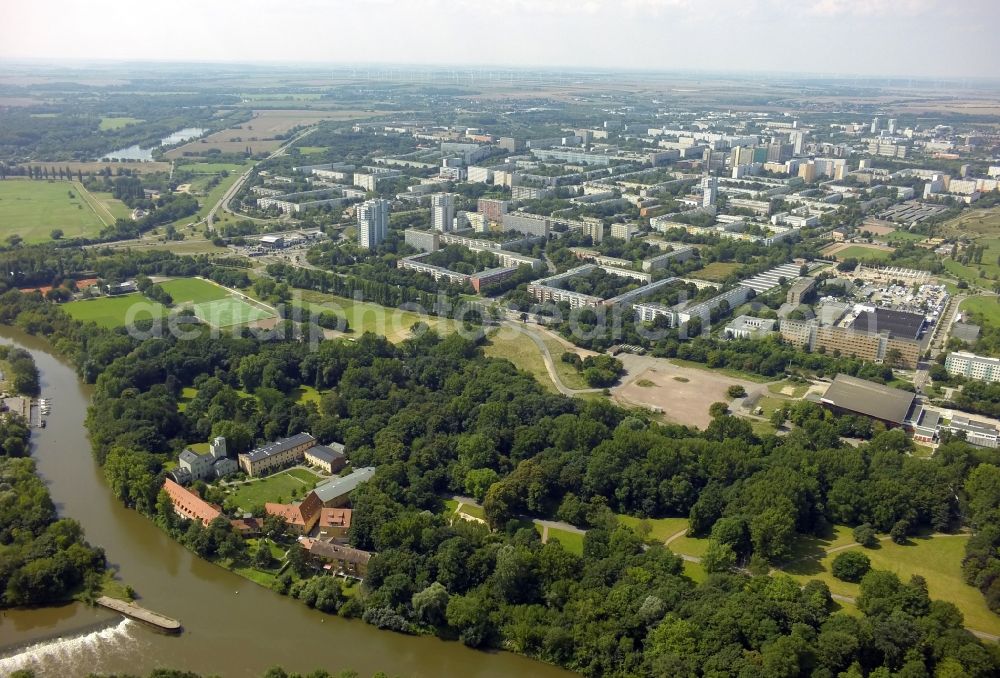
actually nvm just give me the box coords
[265,491,324,534]
[163,478,222,526]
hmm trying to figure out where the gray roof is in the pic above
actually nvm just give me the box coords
[951,322,981,343]
[242,432,316,463]
[179,449,202,464]
[305,444,346,464]
[850,308,924,340]
[821,374,916,425]
[313,467,376,503]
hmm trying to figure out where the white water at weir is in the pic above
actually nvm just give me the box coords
[0,618,142,675]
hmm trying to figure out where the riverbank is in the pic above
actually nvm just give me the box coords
[0,326,573,678]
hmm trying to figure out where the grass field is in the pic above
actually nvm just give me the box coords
[782,534,999,636]
[960,295,1000,327]
[295,146,327,155]
[483,330,558,393]
[616,515,689,542]
[291,288,461,342]
[767,379,811,398]
[546,527,584,555]
[99,116,143,131]
[669,358,774,383]
[539,333,590,390]
[938,209,1000,287]
[882,230,926,244]
[692,262,741,282]
[160,278,230,304]
[63,294,166,328]
[829,245,893,261]
[295,385,322,405]
[226,468,322,511]
[178,162,247,174]
[0,180,111,242]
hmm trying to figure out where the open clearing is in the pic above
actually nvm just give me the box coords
[691,261,741,282]
[783,533,999,636]
[291,288,461,343]
[612,354,766,428]
[484,328,558,393]
[0,180,120,242]
[99,116,144,131]
[64,294,167,329]
[21,160,171,175]
[820,243,894,261]
[960,295,1000,327]
[165,110,374,159]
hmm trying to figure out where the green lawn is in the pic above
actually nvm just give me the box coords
[63,294,167,329]
[160,278,230,304]
[99,116,143,131]
[882,230,926,245]
[616,515,689,542]
[668,533,710,559]
[692,262,741,282]
[89,190,132,220]
[683,561,707,583]
[782,534,999,636]
[179,162,247,174]
[832,245,893,262]
[960,295,1000,327]
[546,527,584,555]
[295,385,322,405]
[226,468,322,511]
[0,180,109,242]
[539,334,590,390]
[457,503,486,521]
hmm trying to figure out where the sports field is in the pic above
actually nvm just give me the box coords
[63,294,167,329]
[160,278,275,327]
[0,180,116,242]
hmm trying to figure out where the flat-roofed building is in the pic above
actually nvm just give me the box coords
[850,308,924,341]
[945,351,1000,383]
[779,319,920,368]
[724,315,777,340]
[786,278,816,306]
[820,374,916,427]
[946,416,1000,448]
[313,466,377,507]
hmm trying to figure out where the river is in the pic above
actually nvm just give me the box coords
[0,327,572,678]
[101,127,206,162]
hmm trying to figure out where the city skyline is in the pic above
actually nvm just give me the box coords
[3,0,998,79]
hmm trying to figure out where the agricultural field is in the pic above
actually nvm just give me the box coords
[164,109,372,159]
[0,180,120,242]
[960,295,1000,327]
[63,293,167,329]
[225,468,323,512]
[98,116,143,131]
[691,261,741,282]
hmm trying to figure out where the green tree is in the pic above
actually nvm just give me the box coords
[831,551,871,582]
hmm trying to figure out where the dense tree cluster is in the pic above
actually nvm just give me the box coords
[0,344,40,395]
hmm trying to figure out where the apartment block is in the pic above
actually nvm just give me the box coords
[945,351,1000,382]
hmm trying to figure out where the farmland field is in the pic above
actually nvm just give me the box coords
[164,109,377,159]
[63,294,167,329]
[99,116,143,131]
[691,261,741,281]
[0,180,115,242]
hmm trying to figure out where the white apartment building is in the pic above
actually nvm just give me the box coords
[945,351,1000,383]
[357,199,390,250]
[431,193,455,232]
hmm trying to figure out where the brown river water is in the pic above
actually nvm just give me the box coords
[0,327,572,678]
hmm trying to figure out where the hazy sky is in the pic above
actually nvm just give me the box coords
[2,0,997,78]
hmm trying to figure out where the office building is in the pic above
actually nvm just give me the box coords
[431,193,455,232]
[779,319,920,368]
[357,198,390,249]
[786,278,816,305]
[945,351,1000,383]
